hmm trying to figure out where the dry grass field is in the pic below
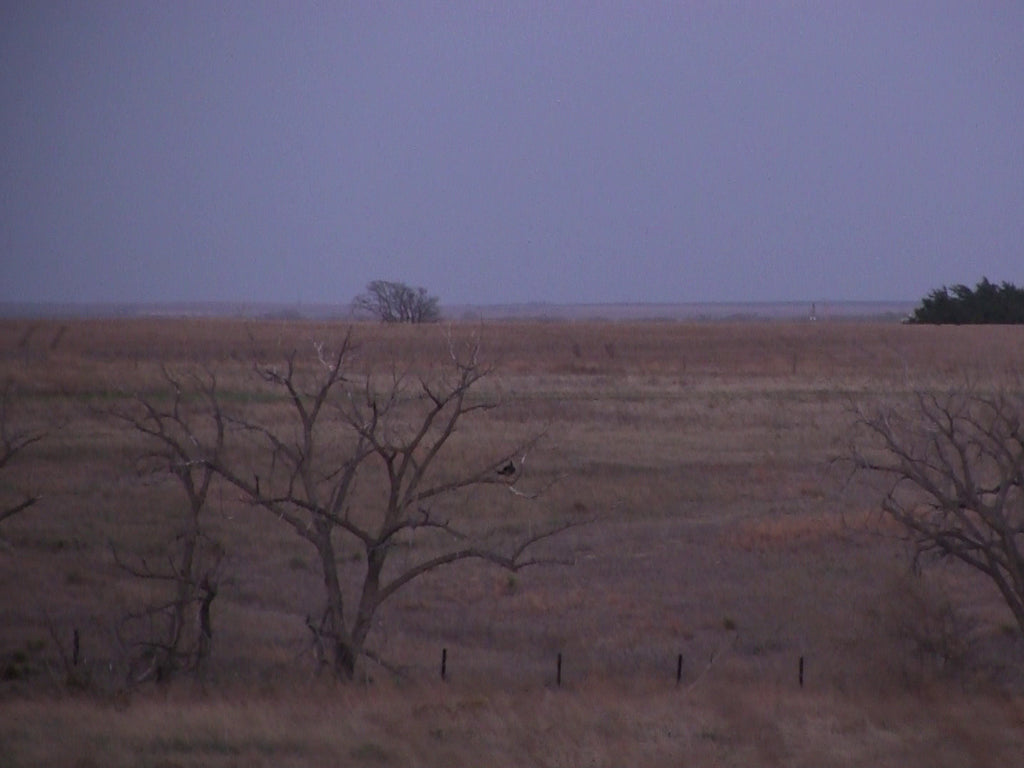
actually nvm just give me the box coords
[1,317,1023,767]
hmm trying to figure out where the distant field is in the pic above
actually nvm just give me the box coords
[0,317,1022,767]
[0,298,915,322]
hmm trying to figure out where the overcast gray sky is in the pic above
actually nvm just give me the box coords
[2,2,1022,306]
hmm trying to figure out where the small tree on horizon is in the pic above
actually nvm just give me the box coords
[353,280,441,324]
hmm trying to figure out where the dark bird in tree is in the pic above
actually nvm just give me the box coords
[497,460,516,477]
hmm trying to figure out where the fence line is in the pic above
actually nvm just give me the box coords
[433,647,809,689]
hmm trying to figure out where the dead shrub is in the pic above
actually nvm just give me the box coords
[871,569,980,687]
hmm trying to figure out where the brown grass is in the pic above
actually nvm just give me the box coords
[1,682,1022,767]
[2,317,1024,765]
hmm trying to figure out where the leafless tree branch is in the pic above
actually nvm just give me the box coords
[110,367,226,686]
[850,383,1024,639]
[0,379,46,527]
[197,331,578,680]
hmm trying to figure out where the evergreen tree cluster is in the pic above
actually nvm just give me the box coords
[907,278,1024,324]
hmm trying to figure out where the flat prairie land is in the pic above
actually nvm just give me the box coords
[1,317,1023,767]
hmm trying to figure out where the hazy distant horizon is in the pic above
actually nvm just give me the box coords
[0,297,915,322]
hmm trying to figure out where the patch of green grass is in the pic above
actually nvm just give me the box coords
[146,734,242,756]
[349,741,392,763]
[245,736,307,756]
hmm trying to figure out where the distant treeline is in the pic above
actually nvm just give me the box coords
[906,278,1024,324]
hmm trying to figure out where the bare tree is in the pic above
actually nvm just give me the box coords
[851,385,1024,639]
[0,379,45,528]
[353,280,440,324]
[204,330,574,680]
[111,367,225,685]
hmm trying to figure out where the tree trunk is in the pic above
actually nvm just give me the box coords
[333,640,358,680]
[351,546,384,655]
[313,523,360,680]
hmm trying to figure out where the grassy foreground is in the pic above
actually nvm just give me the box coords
[3,681,1023,767]
[1,317,1023,766]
